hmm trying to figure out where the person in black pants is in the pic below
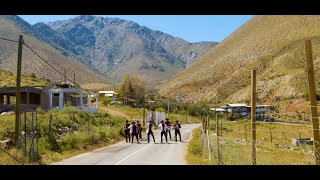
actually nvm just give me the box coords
[165,118,172,140]
[158,120,168,143]
[146,120,155,143]
[174,120,182,142]
[129,121,139,143]
[123,120,131,143]
[137,120,142,140]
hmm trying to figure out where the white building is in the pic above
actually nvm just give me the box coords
[99,91,117,97]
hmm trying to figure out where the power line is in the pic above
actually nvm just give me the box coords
[0,37,19,43]
[23,42,82,89]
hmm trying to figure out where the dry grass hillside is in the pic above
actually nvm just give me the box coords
[0,16,108,84]
[159,15,320,111]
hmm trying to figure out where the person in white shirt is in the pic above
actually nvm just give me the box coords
[165,118,172,140]
[146,120,155,143]
[128,121,139,143]
[158,120,168,143]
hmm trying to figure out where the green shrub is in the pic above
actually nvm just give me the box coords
[61,134,80,150]
[188,128,203,156]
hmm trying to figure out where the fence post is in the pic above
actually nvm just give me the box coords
[88,119,90,135]
[269,127,273,144]
[31,111,35,161]
[216,113,221,165]
[298,131,301,140]
[24,112,27,157]
[207,115,211,161]
[251,69,257,165]
[109,116,112,129]
[36,111,38,161]
[48,114,52,137]
[220,121,223,137]
[71,113,74,133]
[100,116,102,135]
[244,124,247,141]
[15,35,23,145]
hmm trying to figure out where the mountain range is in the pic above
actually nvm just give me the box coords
[0,15,217,89]
[159,15,320,112]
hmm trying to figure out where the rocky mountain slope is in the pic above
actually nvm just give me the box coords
[33,15,217,88]
[159,15,320,111]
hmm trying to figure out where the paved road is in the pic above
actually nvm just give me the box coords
[52,123,200,165]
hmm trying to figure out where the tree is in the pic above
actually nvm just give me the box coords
[102,96,112,106]
[118,74,145,106]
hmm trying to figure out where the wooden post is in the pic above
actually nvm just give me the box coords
[216,113,221,165]
[298,131,301,140]
[71,113,74,133]
[305,40,320,165]
[269,127,273,144]
[244,124,247,141]
[251,69,257,165]
[143,108,146,128]
[15,35,23,144]
[109,116,112,129]
[31,111,35,161]
[36,111,38,161]
[207,114,211,161]
[48,114,52,136]
[24,112,27,157]
[88,119,90,135]
[100,116,102,134]
[220,121,223,137]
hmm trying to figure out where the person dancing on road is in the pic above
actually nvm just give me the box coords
[165,118,172,140]
[137,120,142,140]
[123,120,131,143]
[129,121,140,143]
[146,120,156,143]
[174,120,182,142]
[159,120,168,143]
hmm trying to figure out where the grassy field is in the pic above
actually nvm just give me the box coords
[208,117,314,147]
[0,108,126,165]
[204,116,317,165]
[0,69,49,87]
[185,127,210,165]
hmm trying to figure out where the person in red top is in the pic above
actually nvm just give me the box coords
[174,120,182,142]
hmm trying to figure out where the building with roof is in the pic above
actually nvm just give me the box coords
[209,103,272,119]
[0,82,98,114]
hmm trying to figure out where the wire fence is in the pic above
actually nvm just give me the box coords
[202,114,319,165]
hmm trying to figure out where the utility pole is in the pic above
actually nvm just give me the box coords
[15,35,23,144]
[251,69,257,165]
[143,107,146,127]
[305,40,320,165]
[74,73,76,86]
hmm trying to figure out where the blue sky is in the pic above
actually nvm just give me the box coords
[19,15,253,43]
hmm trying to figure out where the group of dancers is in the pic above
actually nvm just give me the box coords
[123,118,182,144]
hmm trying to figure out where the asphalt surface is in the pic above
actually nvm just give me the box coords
[52,123,200,165]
